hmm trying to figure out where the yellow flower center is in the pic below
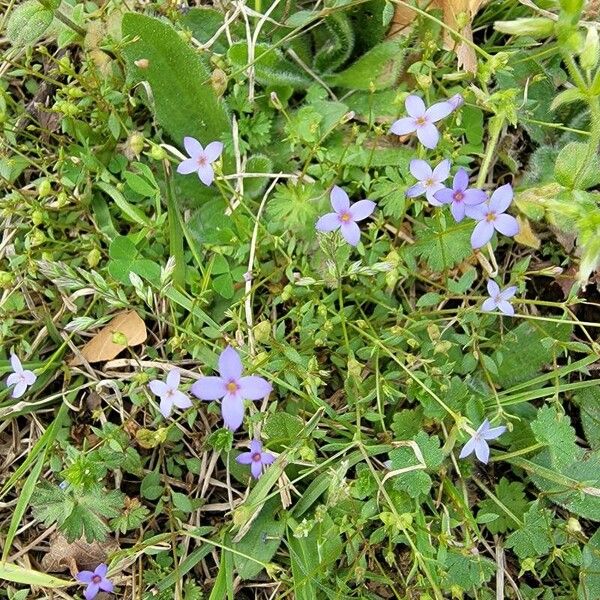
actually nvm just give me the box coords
[340,212,351,222]
[226,381,239,393]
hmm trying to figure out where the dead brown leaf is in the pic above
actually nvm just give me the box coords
[514,215,541,249]
[70,310,147,366]
[41,532,119,574]
[390,0,488,72]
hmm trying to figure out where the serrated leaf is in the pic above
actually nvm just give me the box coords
[579,528,600,600]
[505,501,554,559]
[478,478,528,534]
[531,405,578,470]
[575,387,600,449]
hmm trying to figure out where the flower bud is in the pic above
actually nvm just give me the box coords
[580,27,599,70]
[32,210,44,226]
[149,144,167,161]
[494,18,554,39]
[87,248,101,268]
[566,517,582,533]
[38,179,52,197]
[128,132,145,157]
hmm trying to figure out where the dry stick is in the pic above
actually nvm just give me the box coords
[191,5,242,50]
[244,177,280,356]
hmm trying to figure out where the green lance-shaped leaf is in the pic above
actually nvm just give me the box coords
[6,0,54,47]
[313,13,355,73]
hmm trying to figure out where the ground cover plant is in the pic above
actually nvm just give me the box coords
[1,0,600,598]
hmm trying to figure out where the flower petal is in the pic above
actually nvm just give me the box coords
[425,188,444,206]
[190,376,226,400]
[450,200,466,222]
[238,375,272,400]
[184,136,202,158]
[221,395,244,431]
[433,188,454,205]
[249,439,262,454]
[453,169,469,192]
[481,298,497,312]
[11,381,27,399]
[462,188,488,206]
[481,425,506,440]
[497,300,515,316]
[177,158,198,175]
[159,397,173,418]
[148,380,168,397]
[204,141,223,162]
[236,452,253,465]
[425,100,454,122]
[471,220,494,248]
[406,183,426,198]
[499,286,517,301]
[219,346,243,380]
[409,159,432,181]
[389,117,416,136]
[405,95,426,118]
[487,280,500,298]
[10,354,22,374]
[348,200,375,221]
[330,186,350,212]
[261,451,275,465]
[474,439,490,463]
[76,571,94,583]
[459,436,477,459]
[95,564,108,577]
[316,212,341,233]
[251,460,263,479]
[84,582,100,600]
[197,164,214,186]
[432,159,451,182]
[493,214,519,237]
[340,221,361,246]
[489,183,513,213]
[166,369,180,389]
[172,391,192,410]
[22,370,36,385]
[99,579,113,593]
[6,373,20,387]
[416,122,439,149]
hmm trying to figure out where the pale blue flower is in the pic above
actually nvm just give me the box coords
[459,419,506,464]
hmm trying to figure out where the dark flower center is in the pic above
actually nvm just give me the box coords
[197,155,207,167]
[226,381,239,393]
[252,452,262,462]
[92,575,102,584]
[486,212,496,222]
[453,191,464,202]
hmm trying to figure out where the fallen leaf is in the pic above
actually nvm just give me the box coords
[70,310,147,366]
[390,0,489,72]
[41,532,119,574]
[514,215,541,249]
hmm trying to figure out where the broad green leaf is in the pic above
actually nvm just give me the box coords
[554,142,600,190]
[579,528,600,600]
[95,181,151,227]
[6,0,54,47]
[575,387,600,449]
[531,405,578,470]
[245,154,273,199]
[477,478,528,534]
[505,500,554,559]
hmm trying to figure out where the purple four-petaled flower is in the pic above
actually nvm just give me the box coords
[236,439,275,479]
[482,280,518,316]
[434,169,487,222]
[468,184,520,248]
[148,368,192,418]
[316,186,376,246]
[406,159,451,206]
[459,419,506,464]
[390,95,455,149]
[191,346,272,431]
[177,136,223,186]
[76,564,113,600]
[6,354,36,399]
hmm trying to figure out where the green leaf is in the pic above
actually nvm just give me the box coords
[244,154,273,199]
[107,236,161,286]
[554,142,600,190]
[575,387,600,449]
[443,550,495,590]
[325,38,406,90]
[505,501,554,559]
[477,478,528,534]
[95,181,151,227]
[314,13,354,73]
[109,498,150,534]
[0,563,69,588]
[531,405,578,470]
[579,528,600,600]
[232,497,284,579]
[264,412,304,450]
[209,548,234,600]
[6,0,54,48]
[141,470,164,501]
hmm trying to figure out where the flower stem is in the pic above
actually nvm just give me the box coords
[53,9,86,37]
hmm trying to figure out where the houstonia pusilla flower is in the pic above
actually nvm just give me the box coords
[482,280,518,316]
[316,186,376,246]
[459,419,506,464]
[389,95,455,149]
[434,169,487,222]
[148,368,192,418]
[468,183,520,248]
[236,439,275,479]
[406,159,451,206]
[191,346,272,431]
[76,564,113,600]
[6,354,36,398]
[447,93,464,111]
[176,136,223,186]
